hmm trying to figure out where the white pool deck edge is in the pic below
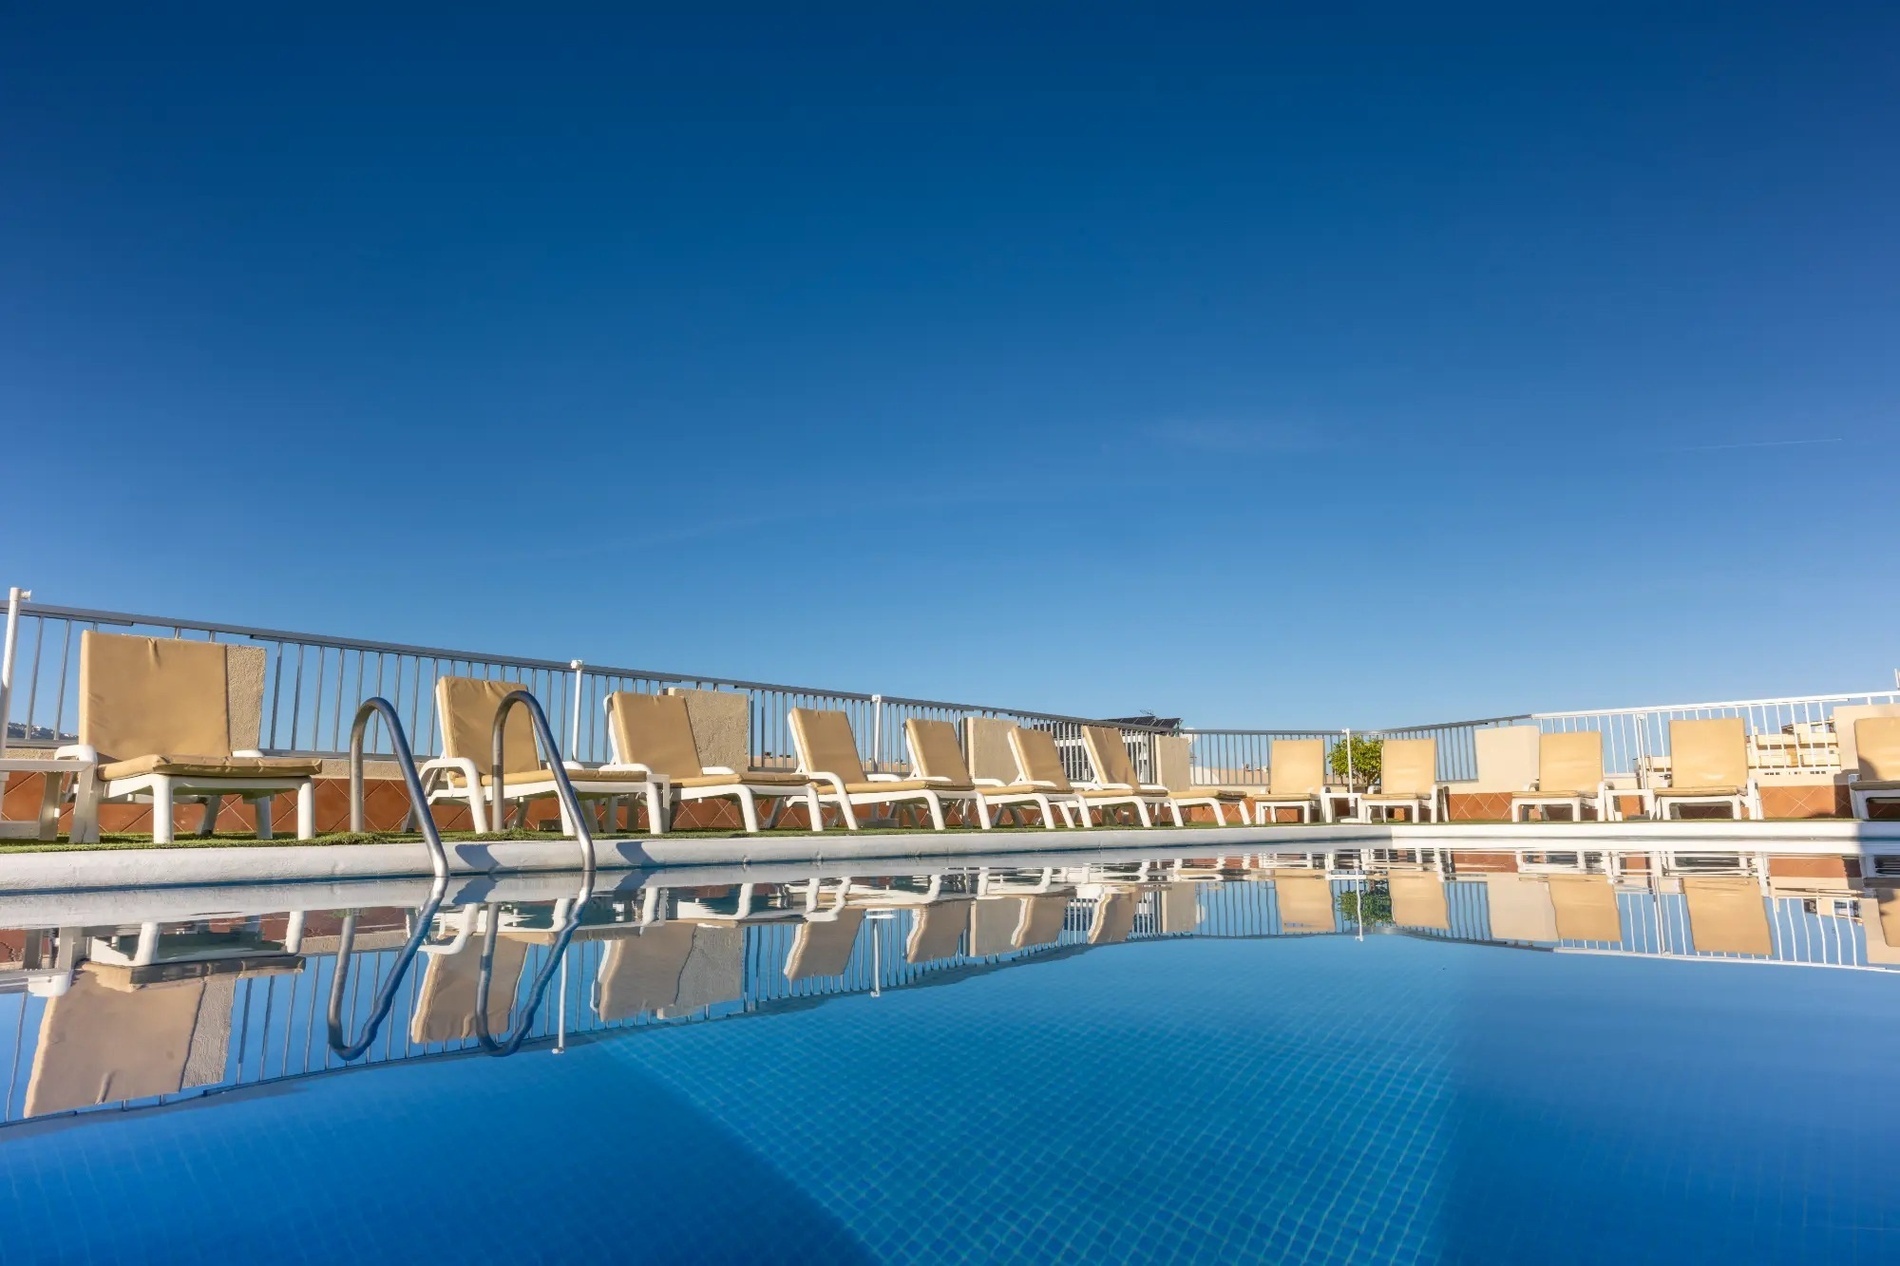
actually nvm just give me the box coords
[2,818,1897,898]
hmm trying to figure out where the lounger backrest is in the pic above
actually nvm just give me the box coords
[906,719,973,785]
[788,708,867,784]
[1082,725,1139,786]
[78,632,233,762]
[1008,727,1074,792]
[1538,731,1604,794]
[436,676,541,776]
[1154,735,1193,792]
[1269,739,1326,795]
[1379,739,1438,796]
[605,692,702,779]
[1856,717,1900,782]
[1668,717,1747,788]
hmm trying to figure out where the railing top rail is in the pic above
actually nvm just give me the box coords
[1181,728,1350,737]
[1531,691,1898,720]
[19,600,581,672]
[1368,714,1534,733]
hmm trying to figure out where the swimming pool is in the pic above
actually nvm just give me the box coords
[4,845,1897,1263]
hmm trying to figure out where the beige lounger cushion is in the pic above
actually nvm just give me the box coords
[1855,718,1900,782]
[1009,727,1075,791]
[983,782,1059,798]
[1484,874,1559,942]
[1533,731,1604,795]
[1269,739,1327,796]
[1017,893,1071,948]
[478,766,674,787]
[1666,718,1748,791]
[1082,725,1145,788]
[1362,791,1432,803]
[842,779,938,795]
[1176,786,1248,801]
[437,676,542,776]
[410,937,530,1044]
[26,968,217,1116]
[605,692,702,779]
[789,708,869,785]
[80,632,238,764]
[1248,790,1319,803]
[595,923,698,1020]
[1377,739,1438,797]
[99,753,324,782]
[1089,890,1137,944]
[673,770,813,789]
[907,900,973,963]
[905,719,977,790]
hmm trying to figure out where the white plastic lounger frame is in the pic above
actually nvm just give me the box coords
[1650,718,1763,823]
[1078,725,1176,827]
[1359,739,1443,824]
[789,708,975,831]
[419,677,662,835]
[602,692,821,834]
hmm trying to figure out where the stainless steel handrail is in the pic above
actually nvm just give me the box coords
[349,697,449,881]
[325,875,450,1060]
[491,688,596,876]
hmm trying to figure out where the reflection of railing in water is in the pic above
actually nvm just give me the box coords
[5,861,1898,1129]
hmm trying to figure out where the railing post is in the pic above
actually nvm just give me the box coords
[870,694,884,771]
[1344,727,1354,791]
[0,587,26,758]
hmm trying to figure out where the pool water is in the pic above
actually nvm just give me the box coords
[2,850,1897,1263]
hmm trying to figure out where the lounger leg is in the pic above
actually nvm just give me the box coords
[70,766,100,844]
[836,794,859,832]
[151,776,175,845]
[198,795,222,836]
[737,788,760,834]
[925,794,946,831]
[973,794,993,830]
[1167,801,1183,827]
[295,780,315,839]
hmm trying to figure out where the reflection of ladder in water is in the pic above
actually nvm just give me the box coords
[327,696,597,1060]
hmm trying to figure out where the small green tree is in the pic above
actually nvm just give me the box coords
[1328,736,1383,790]
[1336,884,1393,927]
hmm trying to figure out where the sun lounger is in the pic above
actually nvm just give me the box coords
[1848,717,1900,820]
[1652,718,1762,821]
[1511,732,1610,822]
[1360,738,1443,823]
[420,676,661,834]
[1245,738,1337,824]
[61,631,320,845]
[1078,725,1175,826]
[1682,877,1772,956]
[605,691,819,833]
[1482,874,1559,943]
[788,707,973,831]
[906,718,1066,829]
[1001,726,1111,827]
[594,923,699,1020]
[1088,889,1140,944]
[1153,735,1249,825]
[410,931,530,1044]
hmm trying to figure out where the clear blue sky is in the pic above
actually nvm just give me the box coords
[4,5,1895,727]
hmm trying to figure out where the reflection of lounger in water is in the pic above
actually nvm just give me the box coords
[1389,873,1450,931]
[1683,877,1771,956]
[593,924,743,1021]
[1159,884,1201,934]
[1088,890,1140,945]
[906,900,975,964]
[410,935,531,1044]
[1484,874,1558,943]
[1548,875,1622,942]
[785,909,866,981]
[26,967,239,1117]
[1275,875,1336,934]
[967,893,1075,956]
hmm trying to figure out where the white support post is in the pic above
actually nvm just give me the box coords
[568,660,585,760]
[0,587,28,759]
[870,694,884,772]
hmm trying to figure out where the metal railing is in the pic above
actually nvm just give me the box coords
[3,593,1892,794]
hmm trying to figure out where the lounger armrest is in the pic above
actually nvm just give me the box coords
[806,771,851,797]
[700,765,737,776]
[54,744,98,764]
[920,776,958,785]
[417,756,482,789]
[600,762,657,776]
[864,773,906,783]
[1081,780,1135,792]
[1139,784,1169,795]
[232,748,266,759]
[971,778,1006,788]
